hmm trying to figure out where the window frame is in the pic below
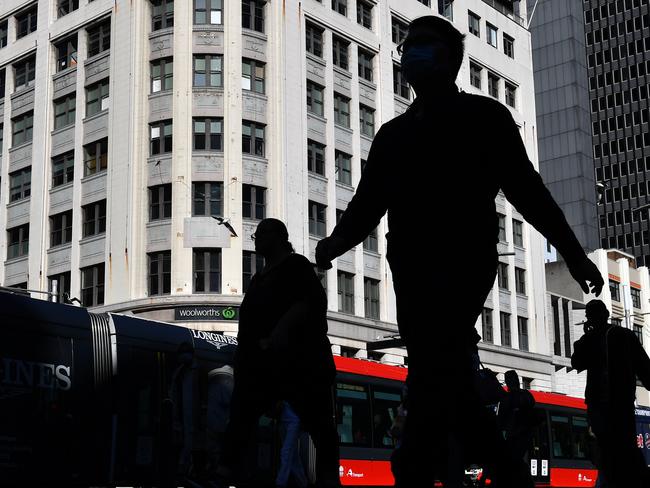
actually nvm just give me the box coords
[81,263,105,307]
[148,251,171,296]
[335,150,352,185]
[309,200,327,237]
[358,48,374,82]
[194,0,223,25]
[54,94,77,129]
[50,210,73,247]
[193,54,223,88]
[334,92,351,128]
[52,151,75,187]
[500,312,512,347]
[364,277,380,319]
[82,199,107,238]
[151,0,174,30]
[12,111,33,146]
[307,139,326,176]
[242,121,265,157]
[87,20,111,58]
[84,138,108,177]
[14,56,36,91]
[7,224,30,260]
[85,78,110,117]
[242,58,265,93]
[192,181,223,217]
[16,6,38,39]
[242,184,266,220]
[242,0,264,33]
[149,184,172,221]
[468,11,481,37]
[150,120,173,155]
[9,167,31,202]
[193,117,223,151]
[193,248,222,293]
[55,36,78,72]
[151,57,173,93]
[338,271,355,314]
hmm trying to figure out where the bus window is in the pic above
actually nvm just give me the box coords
[372,389,402,448]
[336,383,371,447]
[550,414,572,458]
[571,415,589,459]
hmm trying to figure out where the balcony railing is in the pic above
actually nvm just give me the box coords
[481,0,527,27]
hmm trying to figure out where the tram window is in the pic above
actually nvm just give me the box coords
[550,414,572,458]
[571,415,589,459]
[336,383,371,447]
[372,389,402,448]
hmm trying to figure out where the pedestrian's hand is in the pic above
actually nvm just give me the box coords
[569,257,604,296]
[315,235,348,270]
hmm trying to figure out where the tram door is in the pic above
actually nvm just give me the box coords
[528,409,550,485]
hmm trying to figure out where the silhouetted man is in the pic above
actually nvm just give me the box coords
[315,15,604,488]
[497,371,535,488]
[572,300,650,487]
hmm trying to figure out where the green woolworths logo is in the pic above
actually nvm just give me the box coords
[222,307,236,320]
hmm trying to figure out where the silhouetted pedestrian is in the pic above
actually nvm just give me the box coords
[572,300,650,488]
[218,218,340,488]
[315,15,603,488]
[276,400,309,488]
[497,370,535,488]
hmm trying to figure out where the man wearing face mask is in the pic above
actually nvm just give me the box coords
[315,15,603,488]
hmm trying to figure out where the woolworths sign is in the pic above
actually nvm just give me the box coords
[175,305,239,321]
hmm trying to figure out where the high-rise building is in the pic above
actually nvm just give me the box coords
[0,0,550,383]
[531,0,650,266]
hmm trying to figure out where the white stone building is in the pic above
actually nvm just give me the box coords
[0,0,553,377]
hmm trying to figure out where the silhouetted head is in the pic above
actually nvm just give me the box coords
[585,300,610,330]
[504,370,520,391]
[253,218,294,258]
[400,16,465,94]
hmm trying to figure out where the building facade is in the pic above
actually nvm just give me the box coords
[0,0,550,382]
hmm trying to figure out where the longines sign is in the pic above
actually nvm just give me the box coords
[175,305,239,321]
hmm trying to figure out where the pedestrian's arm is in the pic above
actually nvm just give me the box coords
[631,332,650,390]
[497,105,602,295]
[329,126,391,251]
[571,335,592,372]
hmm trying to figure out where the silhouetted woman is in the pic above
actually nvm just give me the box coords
[219,218,340,488]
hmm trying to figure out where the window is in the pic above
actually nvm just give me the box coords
[470,62,482,89]
[0,69,4,100]
[242,184,266,220]
[193,54,223,87]
[193,181,223,216]
[14,56,36,91]
[193,248,221,293]
[48,272,71,304]
[55,36,78,72]
[500,312,511,347]
[0,21,7,48]
[243,251,265,293]
[9,167,31,202]
[392,16,408,44]
[315,264,327,290]
[57,0,79,17]
[497,213,506,241]
[515,267,526,295]
[151,57,173,93]
[393,64,410,100]
[363,227,378,252]
[634,324,643,344]
[334,93,350,128]
[87,20,111,57]
[609,279,620,301]
[194,0,222,25]
[307,81,324,116]
[438,0,453,20]
[518,317,529,351]
[7,224,29,259]
[359,104,375,137]
[505,82,517,108]
[242,0,264,33]
[52,151,75,187]
[148,251,171,296]
[150,120,173,155]
[332,36,349,70]
[306,22,324,57]
[631,287,641,308]
[0,123,3,151]
[86,79,109,116]
[498,262,509,289]
[50,210,73,247]
[309,201,327,236]
[503,34,514,58]
[550,414,590,459]
[149,184,172,220]
[332,0,347,16]
[513,219,523,247]
[335,150,352,185]
[81,263,104,307]
[468,11,480,37]
[336,383,370,447]
[488,72,499,98]
[338,271,355,313]
[482,308,493,343]
[357,0,372,29]
[417,0,431,5]
[242,121,265,157]
[151,0,174,30]
[12,112,33,146]
[193,118,223,151]
[84,138,108,176]
[358,48,374,83]
[307,139,326,175]
[364,277,380,319]
[242,58,265,93]
[54,94,76,129]
[486,23,498,48]
[16,6,38,39]
[82,200,106,237]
